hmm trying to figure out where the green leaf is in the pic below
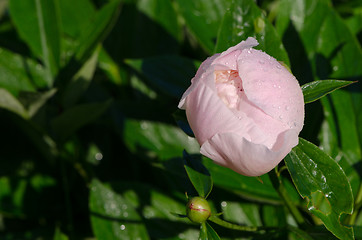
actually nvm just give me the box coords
[0,88,28,118]
[285,138,354,240]
[19,88,57,118]
[62,46,99,108]
[123,119,199,161]
[183,151,213,198]
[199,222,221,240]
[74,0,121,64]
[125,56,198,98]
[58,0,95,38]
[9,0,61,83]
[51,99,112,142]
[222,201,262,226]
[202,158,282,204]
[175,0,231,53]
[89,179,150,240]
[302,80,355,103]
[89,180,198,240]
[137,0,182,42]
[215,0,290,65]
[53,227,68,240]
[0,48,47,95]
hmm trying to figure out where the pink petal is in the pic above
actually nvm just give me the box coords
[238,49,304,132]
[200,130,299,176]
[184,77,255,145]
[213,37,259,70]
[178,54,220,109]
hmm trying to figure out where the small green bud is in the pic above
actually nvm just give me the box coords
[186,197,211,223]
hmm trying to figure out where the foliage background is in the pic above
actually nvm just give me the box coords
[0,0,361,239]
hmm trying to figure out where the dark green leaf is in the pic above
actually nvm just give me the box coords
[285,138,354,240]
[0,88,28,118]
[302,80,354,103]
[53,227,68,240]
[215,0,290,65]
[0,48,47,95]
[58,0,95,38]
[125,56,198,99]
[9,0,61,82]
[51,100,112,142]
[90,180,198,240]
[202,158,282,204]
[124,119,199,161]
[62,47,99,108]
[19,88,57,118]
[89,179,150,240]
[137,0,182,42]
[175,0,231,53]
[183,151,213,198]
[75,0,121,64]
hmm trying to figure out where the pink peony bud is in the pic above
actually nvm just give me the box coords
[178,37,304,176]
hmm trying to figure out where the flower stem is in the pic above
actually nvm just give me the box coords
[348,181,362,225]
[208,215,276,233]
[268,167,306,226]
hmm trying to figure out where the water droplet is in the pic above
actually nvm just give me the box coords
[258,82,262,86]
[333,66,339,71]
[278,106,281,109]
[123,212,129,218]
[285,106,290,111]
[225,61,229,65]
[122,204,128,210]
[120,225,126,230]
[278,85,281,89]
[221,201,227,207]
[259,60,265,64]
[279,115,283,119]
[276,65,281,69]
[247,49,251,54]
[95,153,103,161]
[273,84,277,88]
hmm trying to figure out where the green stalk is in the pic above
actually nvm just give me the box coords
[208,216,271,233]
[348,181,362,225]
[268,167,306,226]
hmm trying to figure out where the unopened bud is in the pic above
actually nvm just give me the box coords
[186,197,211,223]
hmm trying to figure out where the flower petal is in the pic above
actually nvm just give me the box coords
[238,49,304,132]
[178,54,220,109]
[213,37,259,70]
[185,77,254,145]
[200,130,299,176]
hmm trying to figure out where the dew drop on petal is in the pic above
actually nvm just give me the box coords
[221,201,227,207]
[120,225,126,230]
[259,60,265,64]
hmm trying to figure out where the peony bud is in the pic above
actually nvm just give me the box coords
[179,37,304,176]
[186,197,211,223]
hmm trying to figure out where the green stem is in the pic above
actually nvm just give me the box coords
[208,216,272,233]
[348,181,362,225]
[268,167,305,226]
